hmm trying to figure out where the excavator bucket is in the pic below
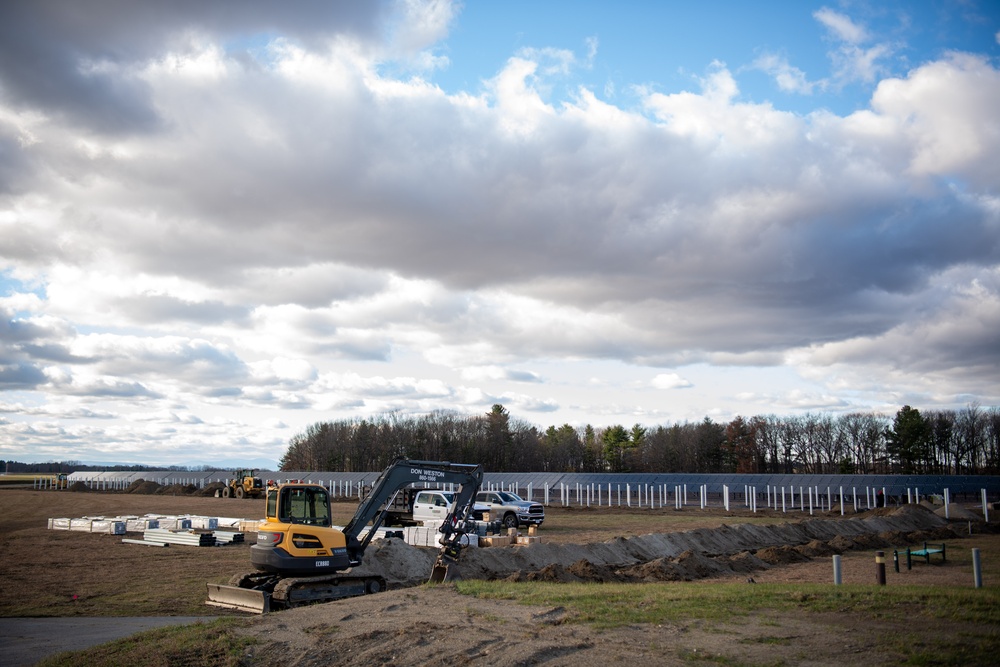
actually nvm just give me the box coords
[428,556,461,583]
[205,583,271,614]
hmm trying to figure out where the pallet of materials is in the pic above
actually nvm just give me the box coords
[47,517,126,534]
[142,528,218,547]
[143,516,193,530]
[124,528,247,547]
[213,531,245,544]
[398,525,478,548]
[184,516,219,530]
[123,517,161,531]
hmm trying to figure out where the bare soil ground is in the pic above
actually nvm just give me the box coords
[2,487,998,666]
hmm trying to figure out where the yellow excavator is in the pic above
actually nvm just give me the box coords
[206,458,483,613]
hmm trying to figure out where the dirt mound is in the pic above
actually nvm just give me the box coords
[935,504,982,521]
[755,545,810,565]
[68,481,90,492]
[343,504,955,588]
[622,556,688,581]
[866,506,902,517]
[828,534,859,551]
[127,480,162,494]
[507,563,581,583]
[346,537,436,586]
[723,550,769,573]
[910,526,962,541]
[794,540,837,557]
[154,483,197,495]
[851,533,891,549]
[879,530,910,545]
[566,559,623,582]
[199,482,225,497]
[623,550,729,582]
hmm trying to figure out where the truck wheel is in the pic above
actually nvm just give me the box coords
[235,486,245,499]
[222,486,231,498]
[502,513,518,529]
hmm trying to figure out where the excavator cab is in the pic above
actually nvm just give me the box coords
[252,483,350,576]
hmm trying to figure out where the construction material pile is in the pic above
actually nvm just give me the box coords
[47,512,256,546]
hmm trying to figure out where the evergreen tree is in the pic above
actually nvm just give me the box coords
[885,405,930,473]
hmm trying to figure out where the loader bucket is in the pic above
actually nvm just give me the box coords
[205,583,270,614]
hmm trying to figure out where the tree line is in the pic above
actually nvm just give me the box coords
[279,403,1000,475]
[0,461,220,474]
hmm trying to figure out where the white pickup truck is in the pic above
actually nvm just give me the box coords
[409,489,489,523]
[411,489,461,525]
[411,489,545,530]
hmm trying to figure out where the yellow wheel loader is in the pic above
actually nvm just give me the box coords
[206,458,483,613]
[221,469,264,499]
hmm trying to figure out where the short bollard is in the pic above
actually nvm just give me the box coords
[972,548,982,589]
[833,555,842,585]
[875,551,886,586]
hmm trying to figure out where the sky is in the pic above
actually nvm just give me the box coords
[1,0,999,469]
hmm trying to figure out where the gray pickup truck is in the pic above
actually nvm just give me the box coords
[475,490,545,528]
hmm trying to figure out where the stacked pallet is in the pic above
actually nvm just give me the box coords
[185,516,218,530]
[47,517,126,534]
[398,525,480,548]
[150,516,193,530]
[214,531,245,544]
[142,528,218,546]
[124,517,160,532]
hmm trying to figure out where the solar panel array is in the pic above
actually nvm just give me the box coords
[66,469,1000,497]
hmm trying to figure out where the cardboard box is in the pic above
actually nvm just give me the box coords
[479,534,514,547]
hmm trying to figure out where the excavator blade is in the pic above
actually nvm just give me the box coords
[205,583,271,614]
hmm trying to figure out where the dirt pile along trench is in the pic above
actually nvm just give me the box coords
[349,504,961,586]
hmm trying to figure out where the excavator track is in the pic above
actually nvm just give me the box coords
[272,573,387,608]
[207,571,387,614]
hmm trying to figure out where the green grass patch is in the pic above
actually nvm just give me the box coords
[453,580,1000,628]
[36,618,254,667]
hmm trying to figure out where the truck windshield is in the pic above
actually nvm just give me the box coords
[498,492,523,503]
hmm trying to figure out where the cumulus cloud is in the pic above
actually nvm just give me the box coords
[814,7,869,44]
[751,53,822,94]
[814,6,892,85]
[651,373,693,390]
[0,0,384,133]
[0,1,997,463]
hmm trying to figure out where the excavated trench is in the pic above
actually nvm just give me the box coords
[349,504,963,586]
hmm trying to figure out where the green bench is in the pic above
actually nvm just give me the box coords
[905,542,946,569]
